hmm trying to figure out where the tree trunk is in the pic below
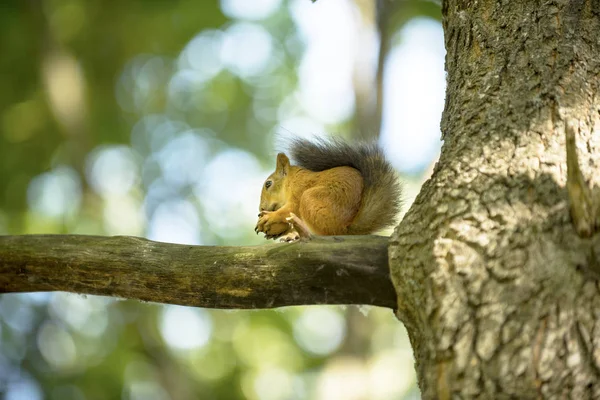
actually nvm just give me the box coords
[389,1,600,398]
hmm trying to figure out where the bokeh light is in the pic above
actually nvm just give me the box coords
[291,0,359,124]
[221,0,283,21]
[86,146,140,197]
[381,18,446,173]
[27,166,82,219]
[4,376,43,400]
[221,23,276,80]
[37,321,78,370]
[147,199,201,245]
[160,306,213,350]
[293,307,346,356]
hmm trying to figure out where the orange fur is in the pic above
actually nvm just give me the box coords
[255,154,364,238]
[255,139,401,241]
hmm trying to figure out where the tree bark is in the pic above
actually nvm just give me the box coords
[389,1,600,398]
[0,234,395,309]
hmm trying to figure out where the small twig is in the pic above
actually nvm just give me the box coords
[565,120,597,237]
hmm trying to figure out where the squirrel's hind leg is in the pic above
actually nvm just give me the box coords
[278,229,300,242]
[298,186,358,235]
[285,212,313,240]
[276,213,313,243]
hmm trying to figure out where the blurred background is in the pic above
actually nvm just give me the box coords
[0,0,445,398]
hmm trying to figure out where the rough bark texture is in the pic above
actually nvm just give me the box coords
[390,1,600,399]
[0,234,395,309]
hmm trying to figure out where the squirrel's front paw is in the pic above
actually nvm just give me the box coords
[255,211,288,238]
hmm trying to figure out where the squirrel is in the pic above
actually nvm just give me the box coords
[254,137,402,242]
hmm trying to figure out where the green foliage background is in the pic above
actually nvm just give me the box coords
[0,0,441,399]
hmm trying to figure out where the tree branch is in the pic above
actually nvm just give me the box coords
[0,234,396,309]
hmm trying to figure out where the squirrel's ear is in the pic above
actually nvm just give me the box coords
[276,153,290,176]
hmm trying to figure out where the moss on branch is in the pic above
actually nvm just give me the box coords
[0,234,395,309]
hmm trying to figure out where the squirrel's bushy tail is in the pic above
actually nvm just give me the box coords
[289,137,402,234]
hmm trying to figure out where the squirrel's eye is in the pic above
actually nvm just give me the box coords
[265,180,272,189]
